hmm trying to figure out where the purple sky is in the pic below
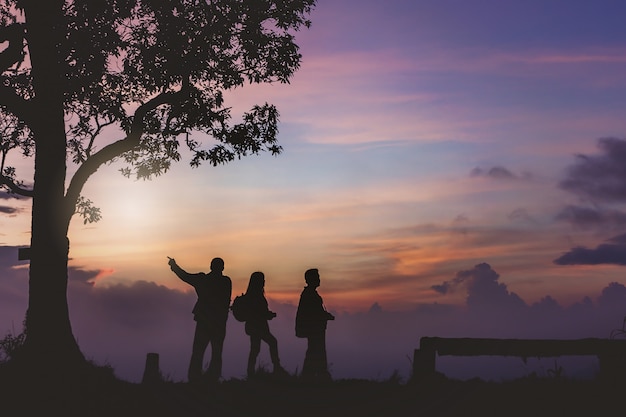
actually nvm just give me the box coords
[3,0,626,382]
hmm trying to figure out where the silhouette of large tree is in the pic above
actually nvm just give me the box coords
[0,0,315,371]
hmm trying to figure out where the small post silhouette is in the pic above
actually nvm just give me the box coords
[142,352,162,384]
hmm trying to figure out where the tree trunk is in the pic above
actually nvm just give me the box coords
[22,148,84,371]
[18,0,85,372]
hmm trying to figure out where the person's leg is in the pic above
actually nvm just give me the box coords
[206,329,225,382]
[248,336,261,377]
[260,331,284,373]
[317,332,330,380]
[301,336,315,378]
[188,322,210,383]
[308,333,330,380]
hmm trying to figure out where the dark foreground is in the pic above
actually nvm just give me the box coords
[1,365,624,417]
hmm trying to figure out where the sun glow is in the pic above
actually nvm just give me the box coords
[111,195,154,227]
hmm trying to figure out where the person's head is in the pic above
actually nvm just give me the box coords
[210,257,224,273]
[304,268,320,288]
[246,271,265,294]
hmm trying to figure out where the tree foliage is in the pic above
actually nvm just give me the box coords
[0,0,315,219]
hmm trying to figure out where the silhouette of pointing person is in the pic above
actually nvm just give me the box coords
[295,268,335,381]
[168,256,232,384]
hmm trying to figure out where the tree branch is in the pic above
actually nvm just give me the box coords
[0,23,34,124]
[85,118,116,159]
[0,84,34,126]
[64,89,185,220]
[0,23,25,73]
[0,174,33,197]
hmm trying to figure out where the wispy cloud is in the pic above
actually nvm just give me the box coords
[559,137,626,203]
[0,206,19,215]
[555,205,626,231]
[554,233,626,266]
[470,166,533,181]
[554,138,626,257]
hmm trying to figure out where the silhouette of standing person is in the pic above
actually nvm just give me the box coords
[295,268,335,381]
[244,271,287,378]
[168,257,232,384]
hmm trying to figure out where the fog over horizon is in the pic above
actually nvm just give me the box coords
[2,246,625,383]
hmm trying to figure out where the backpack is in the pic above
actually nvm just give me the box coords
[231,293,251,322]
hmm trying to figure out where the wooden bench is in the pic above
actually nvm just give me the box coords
[413,337,626,380]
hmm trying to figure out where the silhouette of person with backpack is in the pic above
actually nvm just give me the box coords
[295,268,335,381]
[243,271,287,378]
[168,256,232,384]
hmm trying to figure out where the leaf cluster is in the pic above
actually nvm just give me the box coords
[0,320,26,363]
[63,0,314,178]
[0,110,32,196]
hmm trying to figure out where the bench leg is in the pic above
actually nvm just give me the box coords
[413,348,436,380]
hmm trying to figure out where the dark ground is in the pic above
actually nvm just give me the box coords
[1,364,624,417]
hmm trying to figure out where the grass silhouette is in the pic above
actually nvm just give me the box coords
[1,358,625,417]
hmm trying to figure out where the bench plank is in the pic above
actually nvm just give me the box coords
[420,337,626,357]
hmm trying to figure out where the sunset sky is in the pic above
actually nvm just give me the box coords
[3,0,626,382]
